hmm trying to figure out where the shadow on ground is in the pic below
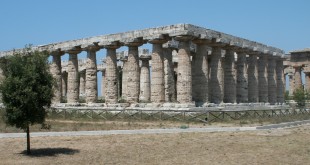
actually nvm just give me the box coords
[20,148,79,157]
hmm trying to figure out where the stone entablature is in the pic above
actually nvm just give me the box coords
[0,24,283,57]
[0,24,286,106]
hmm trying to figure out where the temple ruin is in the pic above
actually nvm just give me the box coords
[0,24,287,108]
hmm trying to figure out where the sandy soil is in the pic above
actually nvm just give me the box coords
[0,124,309,165]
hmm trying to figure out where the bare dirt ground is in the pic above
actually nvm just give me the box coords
[0,124,309,165]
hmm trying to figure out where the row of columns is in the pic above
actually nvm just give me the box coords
[287,65,310,96]
[50,36,285,105]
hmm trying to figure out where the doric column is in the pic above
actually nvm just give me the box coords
[236,51,248,103]
[175,36,193,103]
[50,50,64,103]
[85,45,100,103]
[163,47,176,102]
[79,70,86,97]
[247,54,259,102]
[268,56,277,104]
[67,48,82,103]
[149,38,167,103]
[104,42,121,104]
[304,72,310,92]
[288,73,295,96]
[209,46,224,104]
[293,66,302,90]
[192,39,209,104]
[124,39,143,103]
[101,69,106,99]
[223,48,236,103]
[258,55,268,103]
[120,57,128,100]
[139,55,151,102]
[276,58,285,103]
[62,71,68,98]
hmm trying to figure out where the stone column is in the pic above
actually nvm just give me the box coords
[236,51,248,103]
[192,40,209,104]
[79,70,86,97]
[105,43,121,104]
[209,46,224,104]
[62,71,68,98]
[50,51,64,103]
[67,48,82,103]
[85,45,100,103]
[247,54,258,103]
[101,69,106,99]
[276,58,285,103]
[294,66,302,90]
[304,72,310,92]
[124,40,143,103]
[121,57,128,100]
[258,55,268,103]
[288,73,295,96]
[149,38,166,103]
[163,47,176,102]
[175,36,193,103]
[268,56,277,104]
[140,55,151,102]
[223,48,236,103]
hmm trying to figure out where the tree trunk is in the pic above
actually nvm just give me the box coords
[26,125,31,155]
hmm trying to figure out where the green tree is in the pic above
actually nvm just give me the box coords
[293,88,309,107]
[0,47,54,154]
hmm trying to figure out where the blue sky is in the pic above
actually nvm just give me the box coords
[1,0,309,93]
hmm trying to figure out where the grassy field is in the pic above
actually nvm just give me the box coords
[0,124,309,164]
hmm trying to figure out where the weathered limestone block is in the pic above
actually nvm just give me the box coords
[79,70,86,97]
[268,57,277,104]
[62,72,68,97]
[101,69,106,99]
[124,42,142,103]
[163,48,176,102]
[192,40,209,104]
[258,55,268,103]
[85,46,100,103]
[236,52,248,103]
[105,43,121,103]
[209,46,224,104]
[294,66,302,90]
[149,39,166,103]
[175,36,193,103]
[223,48,236,103]
[140,55,151,102]
[67,49,81,103]
[247,54,258,102]
[276,59,285,103]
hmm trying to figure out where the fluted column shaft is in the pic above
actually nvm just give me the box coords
[258,55,268,102]
[149,40,166,103]
[268,57,277,104]
[223,48,236,103]
[304,72,310,92]
[236,52,248,103]
[210,46,224,104]
[62,72,68,97]
[79,70,86,97]
[176,37,192,103]
[101,69,106,98]
[140,56,151,102]
[192,42,209,104]
[85,47,99,103]
[288,74,295,96]
[276,59,285,103]
[105,46,120,103]
[248,54,258,102]
[50,52,63,103]
[294,66,302,90]
[125,43,141,103]
[67,50,81,103]
[163,48,176,102]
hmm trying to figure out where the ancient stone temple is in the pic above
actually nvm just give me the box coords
[0,24,286,107]
[284,48,310,96]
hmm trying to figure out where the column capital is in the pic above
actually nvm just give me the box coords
[50,49,65,56]
[103,41,122,49]
[140,55,151,61]
[85,44,101,52]
[124,38,144,47]
[66,46,82,55]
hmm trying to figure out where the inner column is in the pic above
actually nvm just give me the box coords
[209,46,224,104]
[223,48,236,103]
[276,58,285,103]
[50,50,64,104]
[67,48,82,103]
[294,66,302,90]
[258,55,268,103]
[85,45,100,103]
[236,51,248,103]
[248,53,258,103]
[268,56,277,104]
[139,55,151,102]
[163,47,176,102]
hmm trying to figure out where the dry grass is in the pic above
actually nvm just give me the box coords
[0,124,309,165]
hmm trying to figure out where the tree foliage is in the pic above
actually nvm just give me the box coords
[0,46,54,154]
[293,88,309,107]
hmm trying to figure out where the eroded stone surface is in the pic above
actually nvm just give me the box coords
[140,55,151,102]
[248,54,258,102]
[258,55,268,103]
[223,48,236,103]
[67,51,80,103]
[105,46,119,103]
[268,57,277,104]
[50,52,62,103]
[236,52,248,103]
[210,47,224,104]
[163,48,176,102]
[85,47,99,103]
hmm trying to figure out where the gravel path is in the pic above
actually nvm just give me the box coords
[1,120,309,139]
